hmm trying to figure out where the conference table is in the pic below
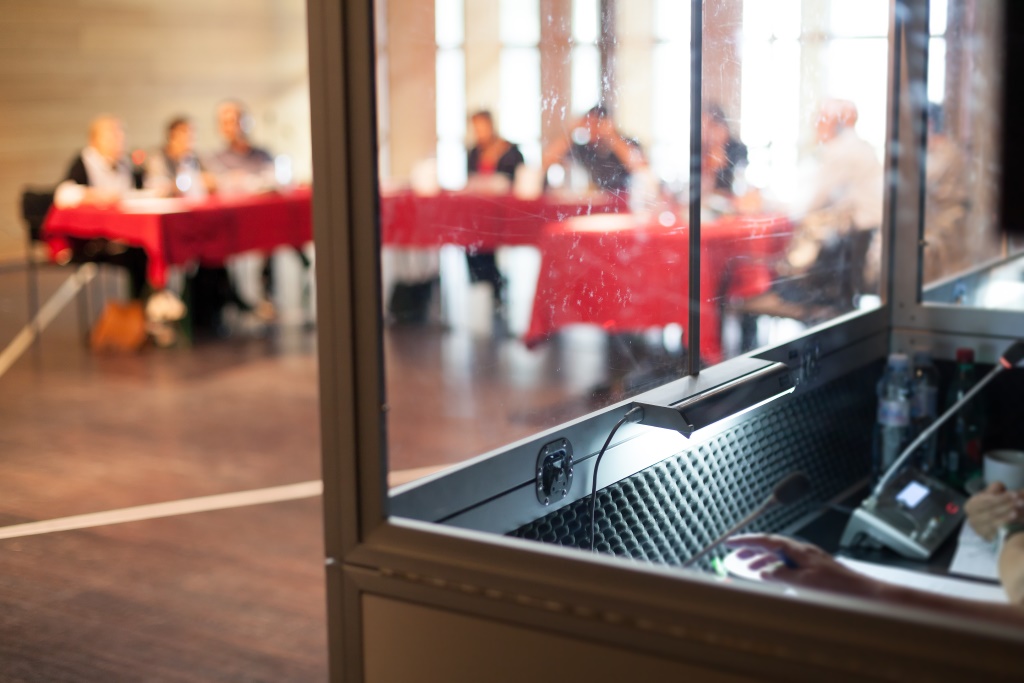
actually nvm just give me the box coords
[378,189,790,363]
[42,186,791,362]
[42,187,313,289]
[521,211,792,365]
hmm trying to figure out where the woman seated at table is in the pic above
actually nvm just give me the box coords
[54,114,150,303]
[701,104,755,213]
[465,110,524,310]
[147,114,269,338]
[144,116,216,198]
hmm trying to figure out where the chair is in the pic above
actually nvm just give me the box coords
[724,228,876,353]
[20,187,91,347]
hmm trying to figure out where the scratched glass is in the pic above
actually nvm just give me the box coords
[920,0,1024,311]
[376,0,890,485]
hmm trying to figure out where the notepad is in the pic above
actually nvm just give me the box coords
[948,522,1001,582]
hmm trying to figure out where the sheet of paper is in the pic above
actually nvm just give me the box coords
[948,522,1001,581]
[838,557,1007,604]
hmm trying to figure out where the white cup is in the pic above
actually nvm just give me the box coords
[983,450,1024,491]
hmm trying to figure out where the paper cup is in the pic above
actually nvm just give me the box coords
[983,450,1024,491]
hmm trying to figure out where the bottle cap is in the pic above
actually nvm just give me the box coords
[955,348,975,364]
[888,353,910,369]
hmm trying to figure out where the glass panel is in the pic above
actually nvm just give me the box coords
[707,0,888,364]
[500,0,540,45]
[920,0,1023,300]
[376,0,891,484]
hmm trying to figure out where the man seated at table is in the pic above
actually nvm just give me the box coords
[784,98,883,310]
[207,100,306,322]
[542,105,646,194]
[53,114,150,302]
[206,100,276,194]
[466,109,525,313]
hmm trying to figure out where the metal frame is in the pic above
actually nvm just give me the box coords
[309,1,1023,680]
[889,0,1024,359]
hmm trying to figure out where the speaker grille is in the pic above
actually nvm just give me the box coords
[509,368,876,569]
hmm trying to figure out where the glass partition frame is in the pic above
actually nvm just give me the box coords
[891,0,1024,357]
[308,1,1021,680]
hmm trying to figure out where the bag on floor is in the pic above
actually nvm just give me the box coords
[90,300,148,353]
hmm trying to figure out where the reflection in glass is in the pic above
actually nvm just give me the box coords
[921,0,1023,298]
[377,0,891,484]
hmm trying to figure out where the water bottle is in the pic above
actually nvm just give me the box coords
[873,353,912,482]
[942,347,984,488]
[910,351,939,473]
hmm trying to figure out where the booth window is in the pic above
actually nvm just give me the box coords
[378,0,891,486]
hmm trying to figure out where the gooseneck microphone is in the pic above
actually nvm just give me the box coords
[682,471,811,568]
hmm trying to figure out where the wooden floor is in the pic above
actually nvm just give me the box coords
[0,262,623,681]
[1,252,771,680]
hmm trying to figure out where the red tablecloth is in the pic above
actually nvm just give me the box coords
[523,212,791,364]
[42,188,313,289]
[379,190,628,249]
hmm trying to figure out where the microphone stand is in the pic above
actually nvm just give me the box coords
[869,341,1024,505]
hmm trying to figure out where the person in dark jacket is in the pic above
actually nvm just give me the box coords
[465,110,524,308]
[54,115,149,301]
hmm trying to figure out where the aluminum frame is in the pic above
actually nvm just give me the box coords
[308,1,1024,680]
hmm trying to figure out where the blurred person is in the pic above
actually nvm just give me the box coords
[702,103,749,198]
[542,105,646,194]
[207,100,275,193]
[145,116,215,198]
[782,98,884,311]
[465,110,524,311]
[922,102,972,283]
[53,115,149,301]
[207,100,305,323]
[147,116,253,338]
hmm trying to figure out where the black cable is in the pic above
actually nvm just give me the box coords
[589,406,644,552]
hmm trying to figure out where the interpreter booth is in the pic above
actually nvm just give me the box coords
[308,0,1024,679]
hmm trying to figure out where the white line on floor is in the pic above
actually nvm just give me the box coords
[0,263,97,378]
[0,467,448,540]
[0,480,323,540]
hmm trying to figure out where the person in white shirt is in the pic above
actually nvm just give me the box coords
[777,99,885,312]
[53,115,149,301]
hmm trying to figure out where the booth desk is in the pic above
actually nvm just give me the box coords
[309,1,1024,680]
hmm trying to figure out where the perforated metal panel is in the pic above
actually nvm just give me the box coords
[510,368,878,569]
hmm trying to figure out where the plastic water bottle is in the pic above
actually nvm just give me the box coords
[873,353,912,482]
[942,347,984,488]
[910,351,940,473]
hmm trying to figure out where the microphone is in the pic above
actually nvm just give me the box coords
[682,471,811,568]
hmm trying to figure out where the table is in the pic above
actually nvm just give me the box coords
[522,211,792,364]
[379,189,628,249]
[42,187,313,289]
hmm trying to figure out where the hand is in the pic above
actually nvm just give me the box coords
[965,482,1024,542]
[85,186,122,207]
[724,534,877,597]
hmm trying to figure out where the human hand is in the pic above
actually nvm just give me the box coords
[965,482,1024,542]
[723,534,877,597]
[86,186,122,207]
